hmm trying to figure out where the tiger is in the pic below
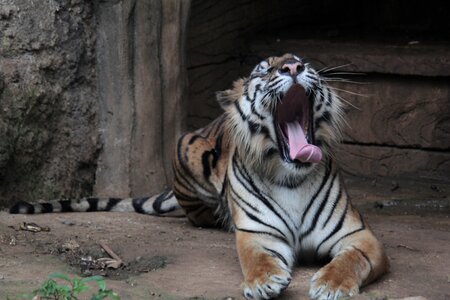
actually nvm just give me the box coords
[10,53,389,300]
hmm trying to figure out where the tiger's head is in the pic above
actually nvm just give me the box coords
[217,53,344,184]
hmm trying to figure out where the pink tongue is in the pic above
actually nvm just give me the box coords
[286,122,322,163]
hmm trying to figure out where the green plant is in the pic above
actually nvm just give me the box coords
[21,273,120,300]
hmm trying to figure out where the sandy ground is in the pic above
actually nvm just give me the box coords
[0,179,449,300]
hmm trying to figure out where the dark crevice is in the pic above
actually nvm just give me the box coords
[188,53,263,70]
[127,0,137,194]
[158,0,168,185]
[342,140,450,153]
[188,56,240,70]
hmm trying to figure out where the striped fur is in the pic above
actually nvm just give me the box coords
[10,54,388,299]
[10,189,178,215]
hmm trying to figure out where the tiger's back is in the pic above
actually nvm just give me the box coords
[172,114,233,227]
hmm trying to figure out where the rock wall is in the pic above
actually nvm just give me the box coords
[0,0,99,206]
[186,0,450,184]
[253,39,450,183]
[0,0,190,207]
[93,0,189,198]
[0,0,447,208]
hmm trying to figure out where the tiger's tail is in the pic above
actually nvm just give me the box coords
[9,189,182,216]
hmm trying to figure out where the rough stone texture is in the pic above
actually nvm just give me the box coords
[186,0,308,129]
[186,0,254,130]
[251,39,450,76]
[334,78,450,150]
[332,77,450,182]
[94,0,190,198]
[0,0,99,207]
[0,0,448,207]
[336,145,450,182]
[186,0,450,185]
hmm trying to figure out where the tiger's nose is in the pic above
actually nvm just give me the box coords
[280,61,304,76]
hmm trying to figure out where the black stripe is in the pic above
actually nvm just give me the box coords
[314,111,331,129]
[251,99,265,120]
[176,133,211,192]
[41,203,53,213]
[59,200,73,212]
[235,227,289,245]
[275,174,306,189]
[236,155,296,228]
[327,212,366,256]
[315,197,349,254]
[322,188,342,228]
[253,84,261,101]
[268,77,283,89]
[247,119,271,137]
[179,201,204,210]
[234,101,247,121]
[299,171,337,242]
[231,197,285,237]
[212,133,224,168]
[201,150,213,179]
[263,246,289,267]
[229,184,260,213]
[231,191,288,240]
[300,160,332,224]
[326,87,333,107]
[173,187,200,203]
[305,74,316,81]
[9,201,35,214]
[188,134,200,145]
[260,124,270,137]
[86,197,99,212]
[153,189,173,213]
[132,197,148,214]
[352,246,373,274]
[264,147,277,158]
[105,198,121,211]
[232,155,296,243]
[174,168,196,191]
[247,120,259,133]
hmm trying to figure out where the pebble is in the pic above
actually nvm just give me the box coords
[61,220,76,226]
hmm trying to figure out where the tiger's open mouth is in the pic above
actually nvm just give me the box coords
[275,84,322,164]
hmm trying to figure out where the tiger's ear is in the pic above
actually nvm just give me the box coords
[216,78,245,110]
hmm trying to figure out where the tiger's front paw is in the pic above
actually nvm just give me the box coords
[309,266,359,300]
[243,270,291,300]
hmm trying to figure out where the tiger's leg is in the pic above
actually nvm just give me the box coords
[309,228,389,299]
[177,195,217,228]
[172,171,218,228]
[236,230,294,299]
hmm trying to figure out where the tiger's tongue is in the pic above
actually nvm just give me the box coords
[285,122,322,163]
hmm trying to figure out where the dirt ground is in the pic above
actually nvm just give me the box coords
[0,178,449,300]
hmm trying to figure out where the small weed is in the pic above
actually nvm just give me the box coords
[17,273,120,300]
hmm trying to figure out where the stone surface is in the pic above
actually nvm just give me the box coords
[0,0,448,208]
[334,77,450,150]
[94,0,190,197]
[250,38,450,77]
[336,144,450,182]
[186,0,449,184]
[0,0,99,207]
